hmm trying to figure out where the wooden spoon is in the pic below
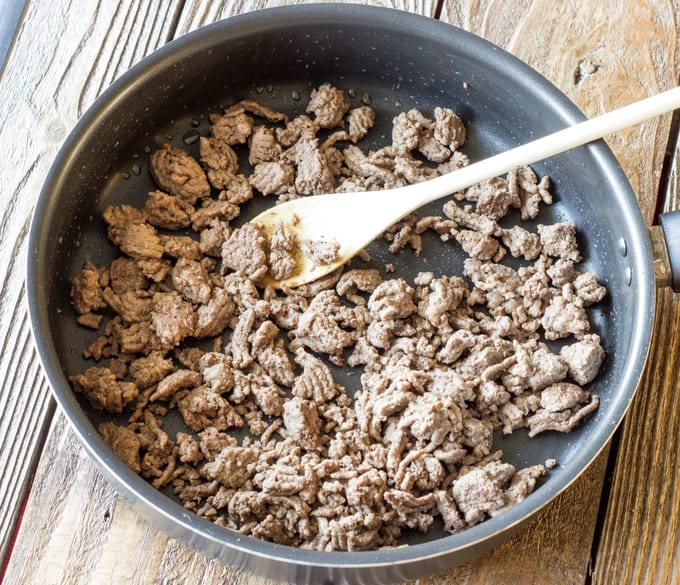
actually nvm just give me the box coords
[252,86,680,288]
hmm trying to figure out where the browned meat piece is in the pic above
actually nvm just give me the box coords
[451,461,515,525]
[103,205,164,260]
[500,225,542,260]
[194,288,235,339]
[201,444,258,488]
[209,110,253,145]
[150,144,210,204]
[102,287,153,323]
[158,235,201,261]
[456,229,505,262]
[538,222,582,262]
[76,312,103,329]
[248,161,295,196]
[342,144,396,185]
[71,260,106,315]
[392,109,430,152]
[275,114,319,147]
[256,344,295,389]
[191,199,240,232]
[294,138,336,195]
[248,367,287,416]
[394,153,438,183]
[248,126,283,165]
[224,99,288,124]
[384,489,436,531]
[199,136,239,173]
[198,352,234,395]
[293,348,338,403]
[70,367,138,413]
[109,257,148,295]
[306,83,350,128]
[346,106,375,142]
[418,276,468,328]
[172,258,212,305]
[539,382,589,412]
[268,224,297,281]
[301,237,340,267]
[219,173,254,204]
[144,190,194,230]
[179,386,243,432]
[199,220,230,258]
[137,258,171,283]
[176,431,203,464]
[527,394,599,437]
[464,177,519,221]
[99,422,141,472]
[129,352,174,389]
[150,369,202,402]
[368,279,416,321]
[541,293,589,340]
[560,334,605,384]
[444,202,497,238]
[547,258,578,287]
[283,397,321,451]
[150,291,196,347]
[336,268,383,300]
[417,128,451,163]
[509,166,552,220]
[292,291,356,357]
[433,106,466,150]
[221,223,268,282]
[574,272,607,305]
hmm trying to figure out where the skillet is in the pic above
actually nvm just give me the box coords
[26,5,679,584]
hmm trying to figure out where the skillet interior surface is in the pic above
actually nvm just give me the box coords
[27,5,654,584]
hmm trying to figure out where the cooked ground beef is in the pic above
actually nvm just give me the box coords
[70,84,607,552]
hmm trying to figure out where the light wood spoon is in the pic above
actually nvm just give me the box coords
[251,86,680,288]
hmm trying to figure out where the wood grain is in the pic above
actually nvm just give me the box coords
[3,1,680,584]
[441,0,680,223]
[0,0,185,566]
[590,148,680,585]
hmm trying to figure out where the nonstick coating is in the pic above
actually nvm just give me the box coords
[27,5,655,584]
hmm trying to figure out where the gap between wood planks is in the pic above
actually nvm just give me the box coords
[585,89,680,585]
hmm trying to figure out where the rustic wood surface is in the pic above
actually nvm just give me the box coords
[1,1,678,584]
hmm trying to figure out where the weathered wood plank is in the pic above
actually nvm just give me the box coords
[4,1,679,585]
[0,0,185,567]
[441,0,680,223]
[590,143,680,585]
[174,0,438,36]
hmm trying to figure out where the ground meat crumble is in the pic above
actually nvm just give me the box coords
[69,86,607,552]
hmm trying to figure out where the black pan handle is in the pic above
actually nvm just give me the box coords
[659,210,680,291]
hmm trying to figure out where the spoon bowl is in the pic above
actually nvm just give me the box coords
[252,85,680,288]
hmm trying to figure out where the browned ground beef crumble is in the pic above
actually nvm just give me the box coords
[69,84,607,551]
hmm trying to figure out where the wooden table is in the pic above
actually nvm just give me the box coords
[1,1,679,584]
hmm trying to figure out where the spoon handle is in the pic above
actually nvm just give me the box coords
[415,85,680,206]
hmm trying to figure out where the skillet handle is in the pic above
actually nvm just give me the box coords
[658,210,680,291]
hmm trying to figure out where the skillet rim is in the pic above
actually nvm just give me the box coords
[25,3,655,581]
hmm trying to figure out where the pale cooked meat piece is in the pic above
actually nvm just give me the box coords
[248,126,283,165]
[433,106,467,150]
[249,161,295,196]
[150,291,196,347]
[306,83,350,128]
[221,223,269,282]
